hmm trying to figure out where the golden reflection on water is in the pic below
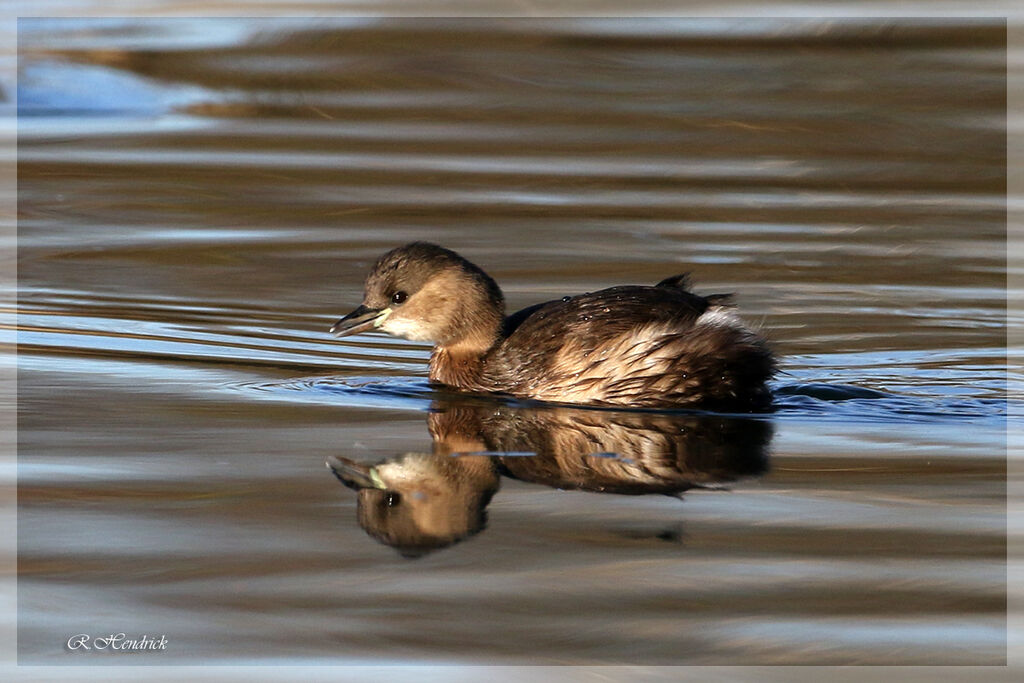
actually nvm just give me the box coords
[329,401,772,556]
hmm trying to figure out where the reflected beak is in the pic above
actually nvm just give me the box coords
[326,456,386,490]
[330,304,390,338]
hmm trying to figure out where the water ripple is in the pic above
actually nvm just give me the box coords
[233,374,1008,425]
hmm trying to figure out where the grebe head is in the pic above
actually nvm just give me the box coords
[331,242,505,350]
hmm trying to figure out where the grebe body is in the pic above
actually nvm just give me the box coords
[331,243,774,411]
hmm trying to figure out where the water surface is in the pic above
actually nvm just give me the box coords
[16,18,1008,665]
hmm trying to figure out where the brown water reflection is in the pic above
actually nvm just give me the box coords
[16,17,1008,665]
[329,402,772,556]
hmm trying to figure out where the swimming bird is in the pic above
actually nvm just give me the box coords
[330,242,775,411]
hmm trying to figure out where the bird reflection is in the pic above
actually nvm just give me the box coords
[328,399,772,558]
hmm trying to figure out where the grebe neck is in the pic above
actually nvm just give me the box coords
[429,328,500,389]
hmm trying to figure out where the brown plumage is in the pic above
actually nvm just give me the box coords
[327,400,773,556]
[331,242,775,411]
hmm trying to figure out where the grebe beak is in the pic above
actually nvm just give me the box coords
[326,456,386,490]
[330,304,391,338]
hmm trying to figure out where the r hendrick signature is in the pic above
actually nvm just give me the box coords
[66,633,168,652]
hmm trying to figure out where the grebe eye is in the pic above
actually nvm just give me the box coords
[391,291,408,305]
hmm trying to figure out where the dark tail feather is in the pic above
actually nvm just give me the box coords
[655,273,691,290]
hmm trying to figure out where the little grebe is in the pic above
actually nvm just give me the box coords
[331,242,775,411]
